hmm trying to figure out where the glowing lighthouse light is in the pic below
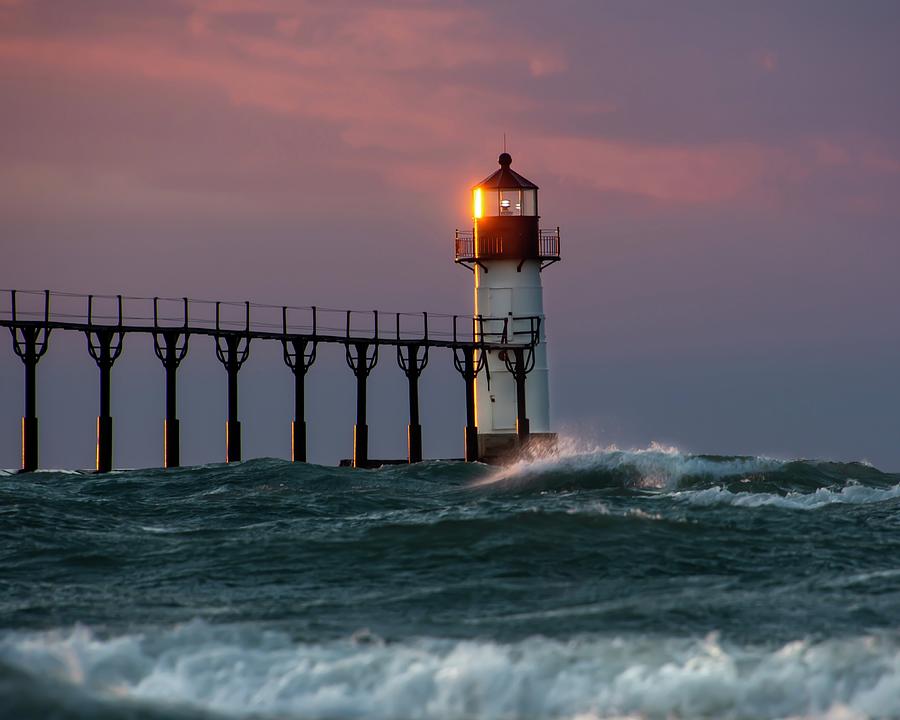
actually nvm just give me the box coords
[455,152,561,462]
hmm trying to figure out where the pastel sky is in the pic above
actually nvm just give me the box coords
[2,0,900,469]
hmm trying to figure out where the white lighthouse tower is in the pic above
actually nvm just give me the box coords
[455,152,560,462]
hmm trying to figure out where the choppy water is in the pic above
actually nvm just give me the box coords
[2,445,900,719]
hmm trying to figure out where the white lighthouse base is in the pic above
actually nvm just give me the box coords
[478,432,558,464]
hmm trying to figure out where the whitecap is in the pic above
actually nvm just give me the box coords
[475,439,783,492]
[3,622,900,719]
[675,483,900,510]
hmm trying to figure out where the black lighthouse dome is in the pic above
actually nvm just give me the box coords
[475,153,539,196]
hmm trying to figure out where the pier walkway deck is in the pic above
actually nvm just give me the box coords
[2,290,541,471]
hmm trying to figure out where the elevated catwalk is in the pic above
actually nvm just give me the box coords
[1,289,543,471]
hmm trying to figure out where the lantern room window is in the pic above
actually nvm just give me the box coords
[474,188,537,218]
[521,189,536,215]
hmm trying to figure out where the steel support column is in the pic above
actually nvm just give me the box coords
[214,302,251,464]
[282,323,317,462]
[355,356,367,465]
[10,318,51,472]
[219,335,249,463]
[464,352,478,461]
[9,291,51,472]
[153,305,189,468]
[408,364,422,463]
[453,343,486,463]
[513,348,530,441]
[86,330,125,475]
[85,295,125,473]
[23,348,38,472]
[21,331,39,472]
[292,349,307,463]
[346,337,378,468]
[504,345,536,447]
[398,341,428,464]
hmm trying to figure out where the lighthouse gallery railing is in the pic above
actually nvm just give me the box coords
[454,227,561,263]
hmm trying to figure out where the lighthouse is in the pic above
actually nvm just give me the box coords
[455,152,560,462]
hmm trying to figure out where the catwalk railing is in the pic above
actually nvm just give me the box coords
[1,290,542,471]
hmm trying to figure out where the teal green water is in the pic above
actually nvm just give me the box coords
[2,449,900,719]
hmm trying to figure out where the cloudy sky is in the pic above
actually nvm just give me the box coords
[2,0,900,469]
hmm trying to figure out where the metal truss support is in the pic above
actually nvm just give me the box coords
[282,306,318,462]
[214,302,250,463]
[397,311,429,464]
[85,295,125,473]
[152,297,190,468]
[398,342,428,463]
[504,345,536,445]
[453,342,487,463]
[346,340,378,468]
[345,311,379,468]
[9,290,51,472]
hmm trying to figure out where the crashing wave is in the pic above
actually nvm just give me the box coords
[2,621,900,720]
[475,440,899,500]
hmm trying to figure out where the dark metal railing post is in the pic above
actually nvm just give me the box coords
[85,295,125,473]
[214,302,250,463]
[9,290,51,472]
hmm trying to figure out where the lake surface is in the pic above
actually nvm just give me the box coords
[2,446,900,719]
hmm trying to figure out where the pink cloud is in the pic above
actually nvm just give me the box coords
[862,150,900,174]
[811,137,900,175]
[529,55,566,78]
[0,3,558,117]
[813,139,851,167]
[0,1,896,216]
[274,16,300,38]
[533,137,778,204]
[753,48,779,73]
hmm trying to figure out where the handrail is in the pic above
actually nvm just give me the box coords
[454,226,561,263]
[0,288,540,350]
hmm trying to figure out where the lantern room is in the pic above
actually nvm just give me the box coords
[456,153,560,267]
[474,152,538,218]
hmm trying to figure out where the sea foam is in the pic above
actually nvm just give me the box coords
[3,621,900,719]
[477,441,784,491]
[674,481,900,510]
